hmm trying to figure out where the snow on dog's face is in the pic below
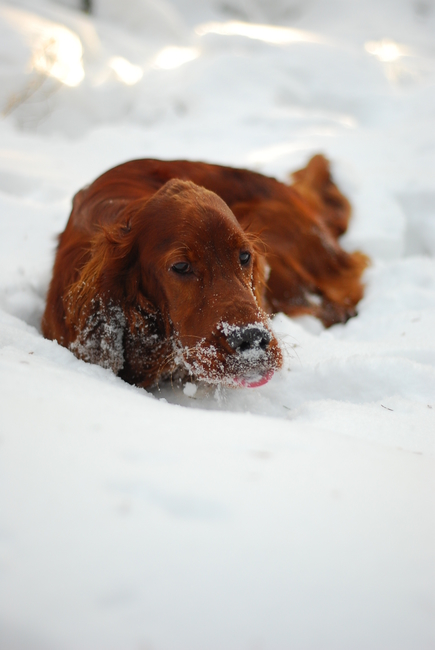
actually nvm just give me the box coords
[137,179,283,387]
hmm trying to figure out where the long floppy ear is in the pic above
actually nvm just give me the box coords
[64,200,158,374]
[231,203,270,313]
[249,236,270,313]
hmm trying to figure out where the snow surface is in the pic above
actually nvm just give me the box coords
[1,0,434,648]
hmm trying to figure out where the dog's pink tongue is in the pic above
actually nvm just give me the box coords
[237,369,274,388]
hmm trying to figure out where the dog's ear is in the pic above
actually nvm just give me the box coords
[64,201,158,374]
[250,241,270,312]
[67,294,126,374]
[230,203,270,313]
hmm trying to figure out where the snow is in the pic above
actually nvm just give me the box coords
[0,0,434,648]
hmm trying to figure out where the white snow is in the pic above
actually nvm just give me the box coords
[0,0,434,648]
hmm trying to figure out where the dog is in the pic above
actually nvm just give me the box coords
[41,155,367,388]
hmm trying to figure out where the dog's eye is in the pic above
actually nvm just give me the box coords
[171,262,191,274]
[239,251,251,266]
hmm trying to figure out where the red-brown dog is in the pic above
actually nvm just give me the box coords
[42,155,367,388]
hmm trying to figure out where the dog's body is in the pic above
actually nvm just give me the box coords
[42,155,367,388]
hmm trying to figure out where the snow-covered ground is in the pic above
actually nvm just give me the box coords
[1,1,434,648]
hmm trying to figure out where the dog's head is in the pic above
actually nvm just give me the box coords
[67,179,282,387]
[134,179,282,386]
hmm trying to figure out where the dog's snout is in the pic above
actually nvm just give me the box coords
[227,326,271,353]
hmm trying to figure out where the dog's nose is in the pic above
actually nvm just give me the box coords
[227,326,271,352]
